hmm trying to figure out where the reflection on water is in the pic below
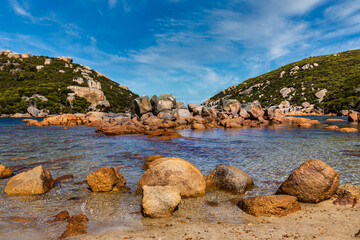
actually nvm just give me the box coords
[0,117,359,239]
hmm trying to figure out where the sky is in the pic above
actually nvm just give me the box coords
[1,0,360,104]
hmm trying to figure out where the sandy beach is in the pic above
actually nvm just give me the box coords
[78,196,359,240]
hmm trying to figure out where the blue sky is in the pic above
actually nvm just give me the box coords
[1,0,360,104]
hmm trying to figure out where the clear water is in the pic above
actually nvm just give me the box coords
[0,117,359,239]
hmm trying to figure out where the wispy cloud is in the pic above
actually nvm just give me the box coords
[9,0,34,21]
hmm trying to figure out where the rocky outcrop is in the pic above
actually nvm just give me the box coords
[0,164,13,179]
[86,167,127,192]
[276,159,339,203]
[57,56,73,63]
[67,86,107,106]
[238,195,301,217]
[141,186,181,218]
[223,99,241,114]
[136,157,206,198]
[206,165,253,194]
[4,166,54,196]
[315,89,327,102]
[27,106,47,117]
[286,117,320,127]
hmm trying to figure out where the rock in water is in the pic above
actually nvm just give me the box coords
[276,159,339,203]
[0,164,13,179]
[4,166,54,196]
[206,165,253,194]
[86,167,127,192]
[238,195,301,217]
[60,214,89,238]
[141,186,181,218]
[136,157,206,198]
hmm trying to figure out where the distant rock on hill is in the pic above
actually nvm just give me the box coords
[205,50,360,113]
[0,50,138,116]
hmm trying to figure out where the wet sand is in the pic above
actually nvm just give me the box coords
[79,198,359,240]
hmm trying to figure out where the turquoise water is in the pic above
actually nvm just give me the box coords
[0,117,359,239]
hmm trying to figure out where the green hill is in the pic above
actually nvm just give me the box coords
[0,50,138,115]
[205,50,360,113]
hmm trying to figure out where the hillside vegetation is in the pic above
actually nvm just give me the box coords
[0,51,138,115]
[206,50,360,113]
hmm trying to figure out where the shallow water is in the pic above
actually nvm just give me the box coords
[0,117,359,239]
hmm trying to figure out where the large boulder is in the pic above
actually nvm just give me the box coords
[206,165,253,194]
[266,107,285,123]
[4,166,54,196]
[156,94,176,112]
[188,104,201,113]
[27,106,40,117]
[176,101,186,109]
[223,99,240,114]
[132,95,153,116]
[86,167,127,192]
[174,109,192,118]
[276,159,339,203]
[136,157,206,198]
[0,164,13,179]
[238,195,301,217]
[247,101,264,120]
[141,186,181,218]
[191,116,206,130]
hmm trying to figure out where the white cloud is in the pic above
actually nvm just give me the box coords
[9,0,34,21]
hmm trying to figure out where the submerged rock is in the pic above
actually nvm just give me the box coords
[276,159,339,203]
[4,166,54,196]
[141,185,181,218]
[0,164,13,179]
[60,214,89,239]
[238,195,301,217]
[86,167,127,192]
[206,165,253,194]
[137,157,206,198]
